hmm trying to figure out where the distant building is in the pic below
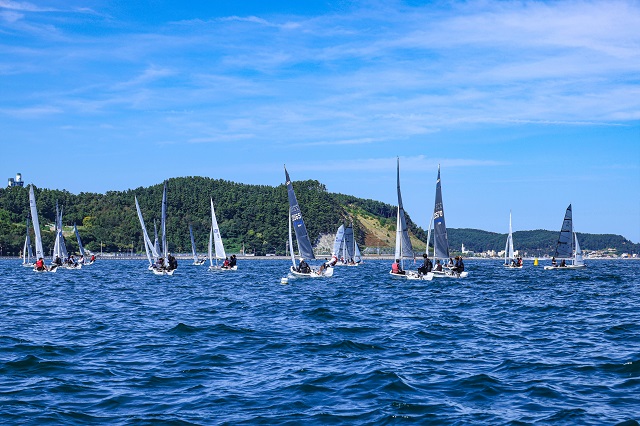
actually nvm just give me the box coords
[7,172,24,188]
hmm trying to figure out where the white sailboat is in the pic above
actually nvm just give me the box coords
[189,225,205,265]
[332,224,346,265]
[544,204,586,270]
[22,218,35,267]
[503,211,522,268]
[285,166,333,278]
[429,165,468,278]
[52,203,81,269]
[208,199,236,271]
[29,186,57,272]
[135,183,176,275]
[343,224,362,266]
[390,158,431,280]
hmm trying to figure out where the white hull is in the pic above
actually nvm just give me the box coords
[34,265,58,273]
[152,267,176,275]
[431,269,469,278]
[289,265,334,278]
[543,264,586,270]
[22,263,34,268]
[61,263,82,270]
[192,260,206,266]
[209,265,238,271]
[389,270,433,281]
[504,264,523,269]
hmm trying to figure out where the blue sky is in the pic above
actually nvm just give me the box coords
[1,0,639,242]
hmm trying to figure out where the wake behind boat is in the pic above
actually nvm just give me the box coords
[544,204,586,270]
[285,166,333,279]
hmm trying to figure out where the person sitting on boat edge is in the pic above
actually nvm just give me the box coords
[298,258,311,274]
[90,254,96,263]
[221,257,230,269]
[551,257,557,267]
[54,255,63,266]
[559,259,566,267]
[391,259,405,275]
[451,256,465,276]
[228,254,237,268]
[155,257,164,270]
[434,259,443,272]
[517,257,523,267]
[35,257,47,271]
[417,253,432,275]
[168,253,178,270]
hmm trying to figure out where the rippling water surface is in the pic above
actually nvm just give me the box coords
[1,258,639,424]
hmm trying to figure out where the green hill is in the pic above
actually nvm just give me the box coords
[0,177,637,257]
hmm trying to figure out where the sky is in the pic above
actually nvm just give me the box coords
[1,0,639,243]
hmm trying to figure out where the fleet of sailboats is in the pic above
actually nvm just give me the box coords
[18,166,598,278]
[544,204,586,270]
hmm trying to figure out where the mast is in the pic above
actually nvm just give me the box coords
[395,158,414,268]
[210,199,226,261]
[161,182,168,266]
[284,166,315,261]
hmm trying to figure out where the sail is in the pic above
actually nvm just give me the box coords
[210,199,226,260]
[574,232,584,266]
[53,203,69,261]
[28,186,45,259]
[189,224,198,262]
[161,182,168,265]
[73,223,86,258]
[344,225,355,260]
[433,165,449,260]
[24,218,34,264]
[353,238,362,263]
[134,195,155,265]
[154,221,160,257]
[395,158,414,260]
[504,211,514,264]
[332,225,345,256]
[284,167,315,260]
[208,227,214,267]
[553,204,573,259]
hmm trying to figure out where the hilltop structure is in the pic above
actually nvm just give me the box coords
[7,172,24,188]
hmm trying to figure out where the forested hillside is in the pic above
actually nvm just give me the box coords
[0,177,637,257]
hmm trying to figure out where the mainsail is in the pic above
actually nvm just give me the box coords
[73,223,86,258]
[285,166,315,260]
[134,195,155,266]
[574,232,584,266]
[210,199,226,260]
[28,186,45,260]
[394,158,414,263]
[52,203,69,261]
[332,224,345,256]
[504,211,515,264]
[553,204,573,259]
[433,165,449,260]
[23,218,34,264]
[343,225,355,260]
[189,224,199,263]
[161,182,168,267]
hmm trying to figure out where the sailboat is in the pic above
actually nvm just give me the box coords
[544,204,586,270]
[22,218,35,267]
[189,225,205,265]
[429,165,468,278]
[29,185,57,272]
[53,203,81,269]
[73,223,94,266]
[135,183,176,275]
[343,224,362,266]
[208,199,236,271]
[503,211,522,268]
[332,224,345,265]
[285,166,333,278]
[389,158,431,280]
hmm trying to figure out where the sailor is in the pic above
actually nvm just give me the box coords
[452,256,464,277]
[391,259,405,275]
[168,253,178,270]
[298,258,311,274]
[228,255,237,268]
[418,253,433,274]
[35,257,46,271]
[434,259,443,272]
[222,257,230,269]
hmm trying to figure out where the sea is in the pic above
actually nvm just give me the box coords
[1,258,638,425]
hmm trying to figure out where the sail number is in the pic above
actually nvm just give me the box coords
[433,210,443,219]
[291,212,302,221]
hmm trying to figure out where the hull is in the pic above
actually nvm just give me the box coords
[22,263,34,268]
[504,264,523,269]
[543,264,586,270]
[151,267,176,275]
[209,265,238,271]
[389,270,433,281]
[34,265,58,273]
[432,269,469,278]
[192,260,206,266]
[62,263,82,270]
[289,266,334,278]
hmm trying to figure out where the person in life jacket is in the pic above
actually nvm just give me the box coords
[418,253,433,274]
[391,259,405,275]
[35,257,46,271]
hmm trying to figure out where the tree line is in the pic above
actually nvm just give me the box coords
[0,177,637,257]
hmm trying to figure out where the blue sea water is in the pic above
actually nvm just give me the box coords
[1,258,638,425]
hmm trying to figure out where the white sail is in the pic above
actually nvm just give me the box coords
[28,186,45,260]
[208,227,214,267]
[332,224,345,257]
[52,203,69,262]
[504,211,515,265]
[189,224,199,263]
[154,220,161,257]
[23,218,34,265]
[210,199,226,260]
[134,195,155,266]
[574,232,584,266]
